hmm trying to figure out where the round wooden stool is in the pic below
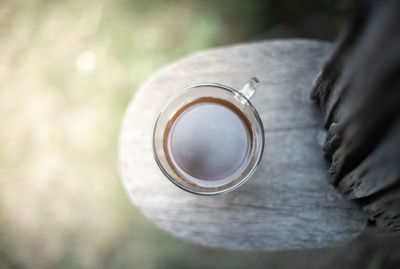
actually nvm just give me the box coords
[119,39,367,251]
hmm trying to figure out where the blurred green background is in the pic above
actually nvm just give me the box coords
[4,0,399,269]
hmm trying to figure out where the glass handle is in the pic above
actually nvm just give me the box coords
[240,77,259,99]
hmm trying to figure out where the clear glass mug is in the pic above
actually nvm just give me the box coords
[153,78,264,195]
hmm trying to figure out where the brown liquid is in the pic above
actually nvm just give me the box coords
[163,97,253,187]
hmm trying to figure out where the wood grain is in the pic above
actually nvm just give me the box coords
[119,39,367,251]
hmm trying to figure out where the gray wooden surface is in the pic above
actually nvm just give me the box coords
[119,39,367,251]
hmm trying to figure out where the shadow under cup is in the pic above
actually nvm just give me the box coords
[153,83,264,195]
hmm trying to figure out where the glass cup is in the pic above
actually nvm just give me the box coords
[153,78,264,195]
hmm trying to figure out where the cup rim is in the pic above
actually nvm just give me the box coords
[152,82,265,195]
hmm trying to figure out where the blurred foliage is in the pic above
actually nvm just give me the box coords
[0,0,356,268]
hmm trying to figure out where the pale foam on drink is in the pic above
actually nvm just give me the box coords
[164,97,252,188]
